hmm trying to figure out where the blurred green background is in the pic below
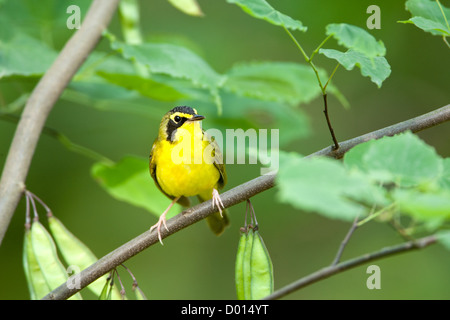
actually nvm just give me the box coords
[0,0,449,299]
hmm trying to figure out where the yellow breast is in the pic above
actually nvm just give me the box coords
[153,126,220,198]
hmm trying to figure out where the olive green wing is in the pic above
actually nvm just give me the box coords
[200,130,229,236]
[203,130,227,190]
[149,141,190,207]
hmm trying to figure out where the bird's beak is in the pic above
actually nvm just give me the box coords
[187,114,205,122]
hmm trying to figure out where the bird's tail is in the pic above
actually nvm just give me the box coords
[198,194,230,236]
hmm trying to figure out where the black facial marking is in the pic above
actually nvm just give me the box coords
[165,106,198,142]
[166,116,188,142]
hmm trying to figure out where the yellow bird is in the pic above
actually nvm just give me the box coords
[149,106,229,244]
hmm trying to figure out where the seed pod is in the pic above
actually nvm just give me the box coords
[30,220,82,300]
[47,215,121,300]
[133,286,147,300]
[235,200,274,300]
[23,229,51,299]
[249,228,274,299]
[242,226,254,300]
[99,276,112,300]
[235,227,247,300]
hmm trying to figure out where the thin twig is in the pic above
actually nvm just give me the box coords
[262,235,437,300]
[323,94,340,150]
[42,104,450,300]
[331,215,359,266]
[309,34,333,62]
[323,63,340,91]
[284,29,341,148]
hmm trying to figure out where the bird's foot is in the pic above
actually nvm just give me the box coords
[150,214,169,245]
[212,188,225,217]
[150,197,179,245]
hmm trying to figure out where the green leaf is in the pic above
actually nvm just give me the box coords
[439,158,450,189]
[167,0,204,16]
[393,189,450,229]
[206,92,311,146]
[91,156,182,219]
[96,71,187,102]
[436,231,450,251]
[223,61,326,106]
[0,32,57,78]
[344,131,443,188]
[107,34,225,113]
[319,49,391,88]
[107,34,224,93]
[0,0,91,44]
[401,16,450,35]
[64,81,168,118]
[325,23,386,57]
[276,152,386,221]
[47,215,122,299]
[399,0,450,36]
[226,0,307,32]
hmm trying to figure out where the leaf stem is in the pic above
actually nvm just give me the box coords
[310,34,333,62]
[435,0,450,48]
[356,203,396,227]
[283,27,310,62]
[49,129,114,165]
[73,51,117,81]
[284,28,339,147]
[0,115,114,165]
[442,35,450,49]
[436,0,450,32]
[324,62,340,91]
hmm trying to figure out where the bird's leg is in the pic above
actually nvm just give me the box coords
[211,189,225,217]
[150,196,180,245]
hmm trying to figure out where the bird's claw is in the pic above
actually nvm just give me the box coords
[150,216,167,245]
[212,188,225,217]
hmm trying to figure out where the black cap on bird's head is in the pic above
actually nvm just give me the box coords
[170,106,197,115]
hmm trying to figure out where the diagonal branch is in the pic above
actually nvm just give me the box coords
[0,0,121,245]
[262,235,437,300]
[43,104,450,300]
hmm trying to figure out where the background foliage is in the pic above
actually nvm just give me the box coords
[0,0,449,299]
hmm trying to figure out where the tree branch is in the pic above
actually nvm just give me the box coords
[314,104,450,159]
[262,235,437,300]
[43,104,450,300]
[0,0,121,245]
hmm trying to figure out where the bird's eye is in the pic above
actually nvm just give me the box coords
[174,115,181,122]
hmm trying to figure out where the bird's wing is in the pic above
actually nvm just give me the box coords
[203,130,227,190]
